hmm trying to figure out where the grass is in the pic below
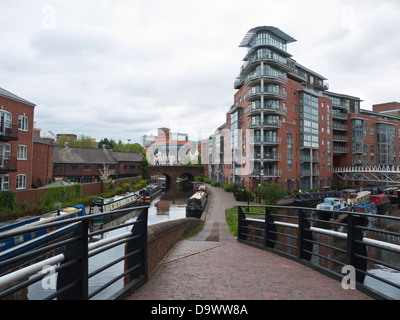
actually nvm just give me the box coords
[225,206,266,237]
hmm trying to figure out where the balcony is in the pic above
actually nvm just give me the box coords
[244,102,286,117]
[0,125,18,142]
[0,157,17,173]
[244,87,287,102]
[332,112,349,120]
[244,70,287,87]
[300,170,320,177]
[333,146,349,154]
[333,123,348,131]
[240,53,294,76]
[314,81,329,91]
[251,153,281,162]
[248,120,281,130]
[300,155,319,163]
[249,169,282,178]
[250,136,282,146]
[333,135,349,143]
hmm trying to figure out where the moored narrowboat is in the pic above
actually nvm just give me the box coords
[186,191,207,218]
[0,205,86,261]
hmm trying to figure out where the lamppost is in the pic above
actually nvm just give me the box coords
[258,164,264,204]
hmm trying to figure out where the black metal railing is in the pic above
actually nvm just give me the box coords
[238,205,400,299]
[0,205,149,300]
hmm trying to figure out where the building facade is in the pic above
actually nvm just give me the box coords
[53,147,143,183]
[207,26,400,191]
[0,87,36,191]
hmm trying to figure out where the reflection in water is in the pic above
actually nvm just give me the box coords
[24,182,197,300]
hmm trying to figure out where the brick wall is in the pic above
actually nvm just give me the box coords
[147,218,203,276]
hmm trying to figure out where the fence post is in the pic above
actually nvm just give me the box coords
[297,209,304,260]
[127,208,148,282]
[237,206,246,241]
[346,212,354,267]
[346,212,367,283]
[56,219,89,300]
[297,209,313,261]
[264,207,276,248]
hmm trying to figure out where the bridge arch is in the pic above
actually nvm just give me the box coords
[148,165,205,188]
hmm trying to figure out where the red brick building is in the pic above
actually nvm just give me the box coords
[53,146,143,183]
[0,87,36,191]
[207,26,400,192]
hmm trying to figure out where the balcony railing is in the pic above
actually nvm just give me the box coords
[244,88,287,101]
[248,120,281,130]
[0,157,17,173]
[244,70,287,87]
[251,153,281,162]
[250,136,282,146]
[0,125,18,142]
[244,103,286,117]
[333,146,349,154]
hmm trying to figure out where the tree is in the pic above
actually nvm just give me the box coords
[98,138,116,150]
[257,182,285,205]
[57,135,97,148]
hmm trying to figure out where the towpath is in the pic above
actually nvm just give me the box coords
[126,185,372,300]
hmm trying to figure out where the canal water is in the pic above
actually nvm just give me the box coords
[9,183,400,300]
[25,182,195,300]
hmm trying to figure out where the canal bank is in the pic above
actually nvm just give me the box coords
[127,185,372,300]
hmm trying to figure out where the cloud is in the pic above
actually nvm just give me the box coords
[0,0,399,144]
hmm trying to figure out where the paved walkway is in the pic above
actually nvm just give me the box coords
[126,186,372,300]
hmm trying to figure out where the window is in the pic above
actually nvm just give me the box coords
[84,165,91,171]
[18,115,29,131]
[0,175,9,190]
[70,165,78,171]
[17,145,27,160]
[0,111,12,134]
[16,174,26,190]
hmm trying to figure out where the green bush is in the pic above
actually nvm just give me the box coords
[194,176,204,182]
[0,191,16,213]
[210,180,221,187]
[222,184,234,192]
[42,185,73,206]
[235,189,254,202]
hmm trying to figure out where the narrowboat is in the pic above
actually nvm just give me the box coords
[89,192,140,215]
[294,191,341,208]
[316,197,348,221]
[369,193,391,215]
[139,183,162,204]
[186,191,207,218]
[0,205,86,261]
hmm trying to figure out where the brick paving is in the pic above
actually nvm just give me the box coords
[126,185,373,300]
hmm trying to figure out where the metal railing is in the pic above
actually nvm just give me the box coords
[238,205,400,299]
[0,205,149,300]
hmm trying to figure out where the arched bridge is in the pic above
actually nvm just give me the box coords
[148,165,205,186]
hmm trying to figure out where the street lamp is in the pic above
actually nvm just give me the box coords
[258,164,264,203]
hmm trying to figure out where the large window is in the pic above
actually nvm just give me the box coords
[299,92,319,149]
[0,143,11,167]
[252,31,287,52]
[0,111,12,134]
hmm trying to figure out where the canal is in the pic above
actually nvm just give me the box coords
[24,181,195,300]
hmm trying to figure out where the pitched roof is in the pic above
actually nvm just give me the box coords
[112,152,143,162]
[53,147,143,164]
[0,87,36,106]
[54,147,117,165]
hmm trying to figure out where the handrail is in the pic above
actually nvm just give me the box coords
[238,205,400,299]
[0,205,149,300]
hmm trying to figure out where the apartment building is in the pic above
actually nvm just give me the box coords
[0,87,36,191]
[207,26,400,192]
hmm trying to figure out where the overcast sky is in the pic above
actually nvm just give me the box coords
[1,0,399,144]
